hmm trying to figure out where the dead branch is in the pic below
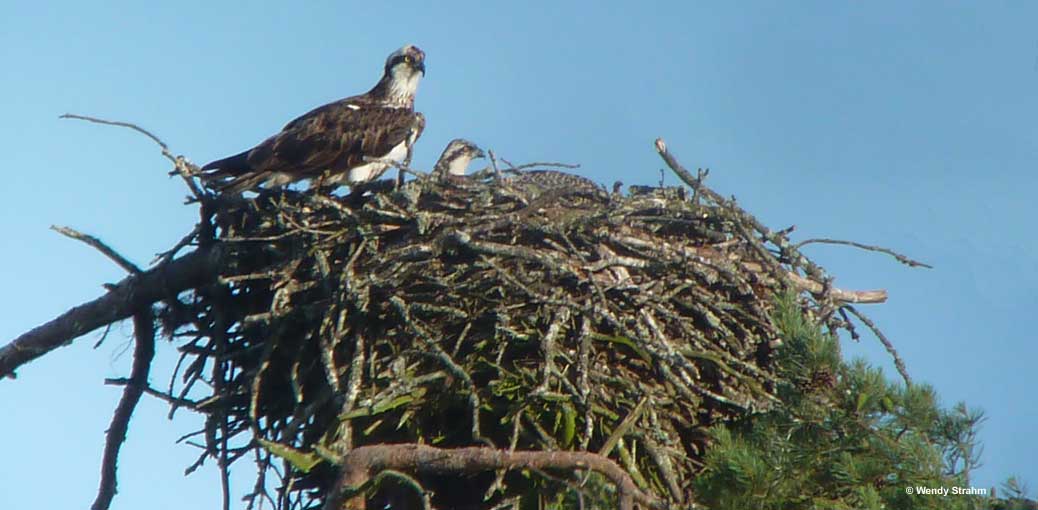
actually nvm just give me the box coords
[498,158,582,171]
[92,308,156,510]
[323,444,670,510]
[51,225,143,274]
[845,305,912,386]
[0,246,223,378]
[60,113,206,200]
[794,237,933,269]
[781,269,888,304]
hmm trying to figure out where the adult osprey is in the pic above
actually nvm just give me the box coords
[432,139,485,180]
[200,45,427,193]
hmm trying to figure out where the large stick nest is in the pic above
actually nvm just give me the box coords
[160,163,857,509]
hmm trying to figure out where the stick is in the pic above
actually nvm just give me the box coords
[51,226,142,274]
[91,308,156,510]
[0,247,223,378]
[795,238,933,269]
[323,444,668,510]
[845,305,912,386]
[60,113,206,200]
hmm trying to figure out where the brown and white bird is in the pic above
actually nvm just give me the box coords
[505,170,605,200]
[432,139,485,181]
[200,45,427,193]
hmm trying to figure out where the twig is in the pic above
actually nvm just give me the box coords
[844,305,912,386]
[104,378,200,408]
[362,157,428,182]
[91,308,156,510]
[153,225,200,265]
[837,307,860,341]
[60,114,169,150]
[487,150,503,180]
[598,395,650,457]
[794,238,933,269]
[93,323,114,349]
[690,168,709,205]
[51,226,142,274]
[59,113,206,200]
[498,158,581,172]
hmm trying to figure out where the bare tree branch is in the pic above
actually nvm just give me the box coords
[0,247,223,378]
[51,225,142,274]
[845,305,912,386]
[323,444,670,510]
[795,237,933,269]
[781,269,888,304]
[59,113,207,200]
[92,308,156,510]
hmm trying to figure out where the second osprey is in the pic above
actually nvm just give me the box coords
[201,45,427,193]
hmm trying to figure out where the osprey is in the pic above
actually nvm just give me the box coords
[505,170,605,200]
[423,142,602,201]
[432,139,485,180]
[200,45,427,193]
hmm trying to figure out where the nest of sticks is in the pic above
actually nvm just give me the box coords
[153,141,899,510]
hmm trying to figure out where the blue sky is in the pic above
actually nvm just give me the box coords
[2,2,1036,508]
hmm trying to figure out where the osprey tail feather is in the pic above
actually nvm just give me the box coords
[200,150,274,194]
[201,150,252,176]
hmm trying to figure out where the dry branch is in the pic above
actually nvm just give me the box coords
[0,247,222,378]
[323,444,667,510]
[59,113,207,200]
[92,309,156,510]
[795,237,933,269]
[51,225,143,275]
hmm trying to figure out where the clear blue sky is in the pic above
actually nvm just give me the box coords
[2,2,1035,508]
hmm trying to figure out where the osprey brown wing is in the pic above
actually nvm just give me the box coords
[248,100,420,177]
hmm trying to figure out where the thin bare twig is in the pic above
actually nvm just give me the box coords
[60,114,170,151]
[60,113,206,199]
[845,305,912,386]
[154,225,200,265]
[104,377,200,408]
[51,226,142,274]
[498,158,581,172]
[487,149,503,180]
[795,238,933,269]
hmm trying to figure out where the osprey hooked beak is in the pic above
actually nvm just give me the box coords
[457,140,485,160]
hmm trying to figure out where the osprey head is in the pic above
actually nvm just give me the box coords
[434,138,485,178]
[381,44,426,107]
[386,44,426,75]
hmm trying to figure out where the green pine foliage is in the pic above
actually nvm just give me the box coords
[692,292,990,510]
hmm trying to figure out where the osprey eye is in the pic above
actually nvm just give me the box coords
[404,56,413,63]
